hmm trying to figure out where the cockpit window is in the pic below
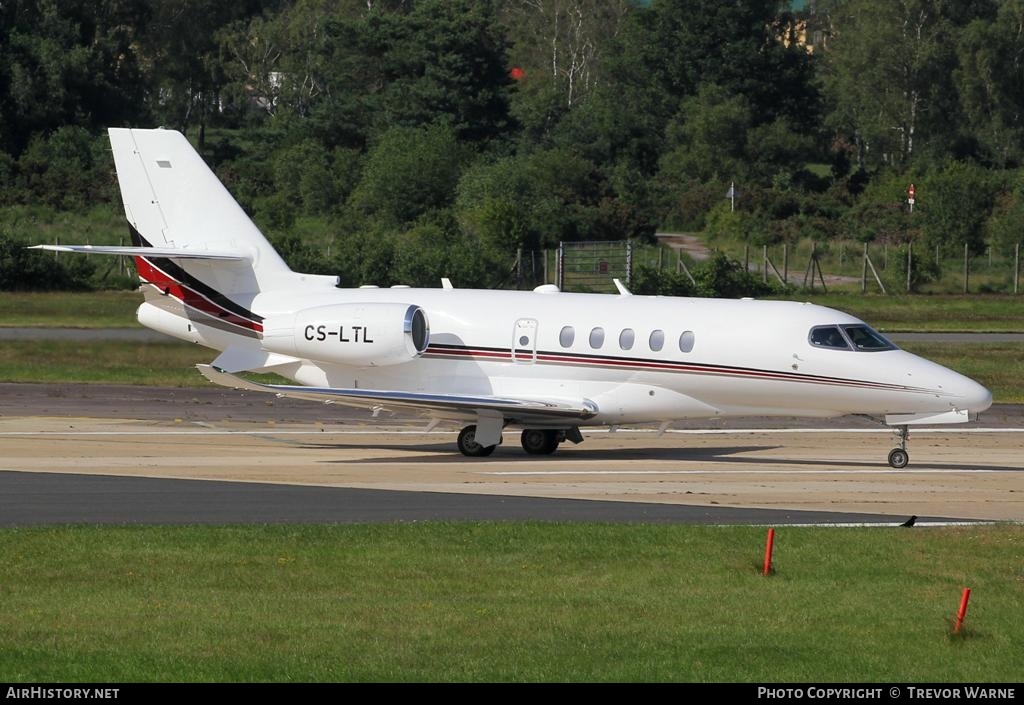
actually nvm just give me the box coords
[841,325,896,351]
[809,325,851,350]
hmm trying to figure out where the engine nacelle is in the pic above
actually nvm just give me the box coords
[261,303,429,367]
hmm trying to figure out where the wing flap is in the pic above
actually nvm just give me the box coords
[196,364,598,421]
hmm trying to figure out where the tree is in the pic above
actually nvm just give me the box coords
[610,0,818,131]
[457,147,597,252]
[821,0,971,168]
[657,85,753,184]
[545,0,819,197]
[0,0,152,154]
[955,1,1024,167]
[918,160,1001,254]
[15,127,114,209]
[348,123,469,227]
[985,175,1024,253]
[501,1,633,109]
[267,0,513,148]
[142,1,275,143]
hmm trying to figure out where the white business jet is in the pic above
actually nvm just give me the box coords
[33,128,992,467]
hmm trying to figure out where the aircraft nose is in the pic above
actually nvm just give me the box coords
[959,378,992,414]
[958,379,991,413]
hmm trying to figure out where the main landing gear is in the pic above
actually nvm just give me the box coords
[520,429,561,455]
[888,425,910,469]
[456,425,583,457]
[457,425,496,457]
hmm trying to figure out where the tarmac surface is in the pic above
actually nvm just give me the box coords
[1,471,958,526]
[0,383,1021,526]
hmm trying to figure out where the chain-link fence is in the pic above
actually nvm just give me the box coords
[517,238,1023,295]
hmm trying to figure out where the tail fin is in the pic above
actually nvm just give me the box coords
[107,127,293,298]
[30,127,336,349]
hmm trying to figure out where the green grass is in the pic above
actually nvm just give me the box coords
[799,294,1023,332]
[0,291,142,328]
[0,523,1020,681]
[900,342,1024,403]
[0,340,209,386]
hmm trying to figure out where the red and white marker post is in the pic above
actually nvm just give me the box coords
[953,587,972,634]
[762,527,775,576]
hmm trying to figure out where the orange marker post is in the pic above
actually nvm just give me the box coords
[763,527,775,576]
[954,587,972,634]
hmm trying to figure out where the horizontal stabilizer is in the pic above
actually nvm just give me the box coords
[27,244,250,261]
[885,409,971,426]
[196,364,598,422]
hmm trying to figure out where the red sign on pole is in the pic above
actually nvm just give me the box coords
[908,183,916,199]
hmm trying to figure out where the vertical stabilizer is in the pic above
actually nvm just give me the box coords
[108,127,292,298]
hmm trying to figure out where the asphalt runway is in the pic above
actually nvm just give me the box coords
[0,471,955,526]
[0,383,1021,525]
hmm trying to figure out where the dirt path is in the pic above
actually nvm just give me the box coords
[656,232,712,261]
[656,232,862,288]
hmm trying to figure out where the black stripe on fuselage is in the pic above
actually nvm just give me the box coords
[128,224,263,325]
[424,342,933,394]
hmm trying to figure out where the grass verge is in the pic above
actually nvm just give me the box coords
[0,340,209,387]
[899,342,1024,404]
[0,523,1020,682]
[796,294,1023,332]
[0,291,142,328]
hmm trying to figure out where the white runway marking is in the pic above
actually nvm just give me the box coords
[651,427,1024,435]
[0,429,443,436]
[746,521,1000,528]
[481,468,1014,476]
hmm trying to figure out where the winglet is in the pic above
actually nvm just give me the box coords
[613,278,632,296]
[441,277,454,289]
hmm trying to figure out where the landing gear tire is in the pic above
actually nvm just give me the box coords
[458,425,496,457]
[521,429,561,455]
[888,448,909,469]
[888,424,910,468]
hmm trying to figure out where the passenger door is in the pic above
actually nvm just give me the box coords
[512,318,538,364]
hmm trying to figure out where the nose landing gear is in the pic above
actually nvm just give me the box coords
[888,425,910,468]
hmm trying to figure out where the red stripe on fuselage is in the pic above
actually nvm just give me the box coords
[134,256,263,334]
[423,344,925,394]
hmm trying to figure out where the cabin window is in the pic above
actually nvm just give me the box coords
[559,325,575,348]
[678,330,695,353]
[619,328,635,350]
[809,325,851,350]
[649,329,664,351]
[842,325,896,351]
[589,327,605,349]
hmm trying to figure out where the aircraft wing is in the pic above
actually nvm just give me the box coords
[196,365,598,423]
